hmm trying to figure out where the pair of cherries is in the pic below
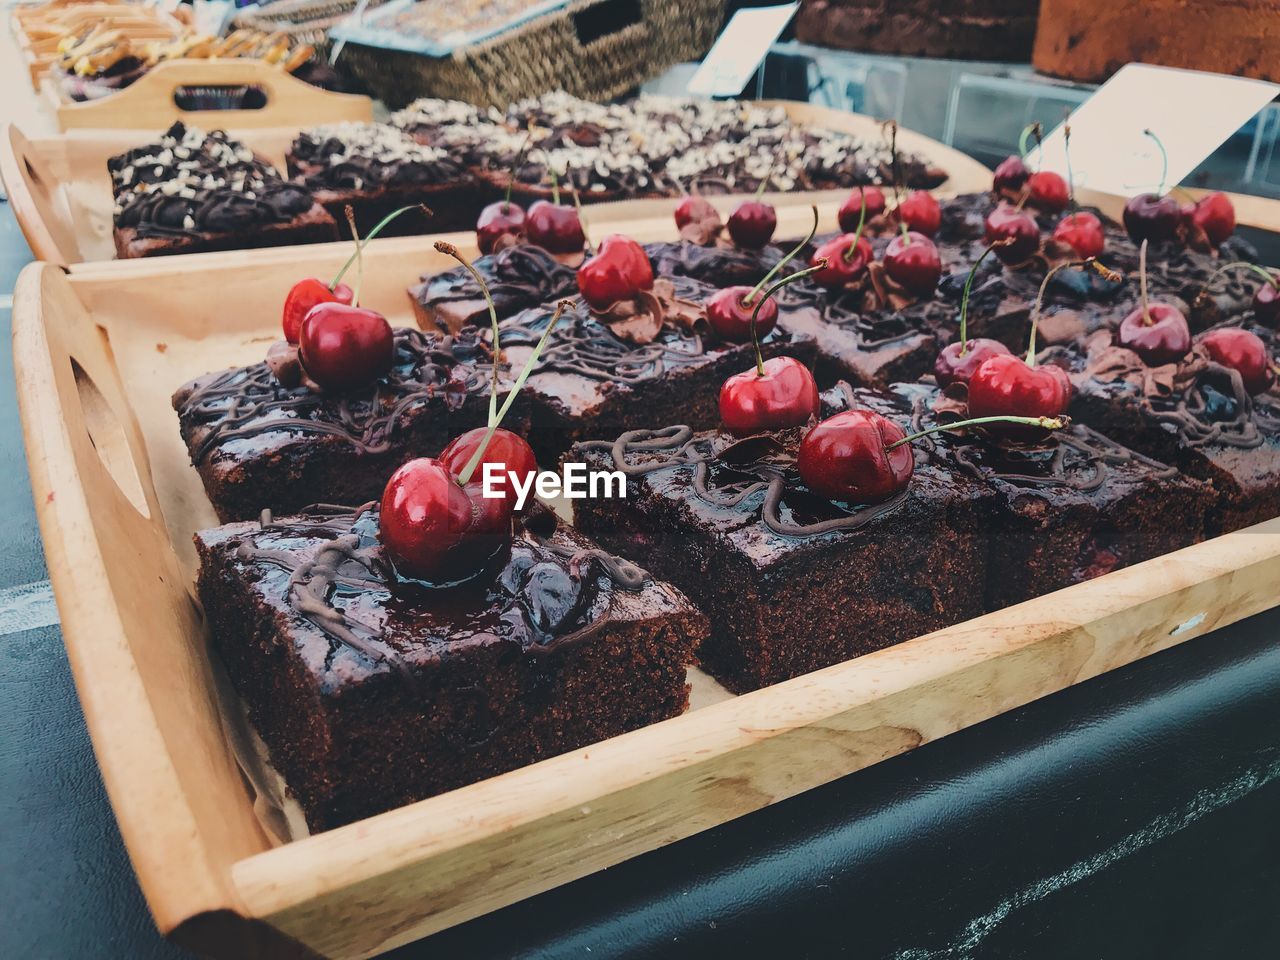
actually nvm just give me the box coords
[811,226,942,297]
[675,184,780,252]
[477,198,585,254]
[1122,191,1235,246]
[993,153,1069,214]
[837,186,943,238]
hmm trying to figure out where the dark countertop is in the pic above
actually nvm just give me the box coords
[2,199,1278,960]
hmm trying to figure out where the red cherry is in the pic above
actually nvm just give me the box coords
[1117,303,1191,366]
[706,285,778,343]
[438,427,537,509]
[1192,192,1236,246]
[883,231,942,295]
[576,234,654,310]
[934,339,1013,389]
[675,195,717,230]
[283,277,353,344]
[895,191,941,236]
[797,409,914,504]
[526,200,585,254]
[968,353,1072,440]
[837,186,886,233]
[726,200,777,249]
[1026,171,1069,213]
[476,200,526,255]
[1200,327,1274,395]
[1123,193,1181,244]
[379,458,512,583]
[810,233,873,289]
[993,154,1030,193]
[1253,272,1280,326]
[298,302,394,391]
[1052,211,1105,259]
[984,205,1041,264]
[719,356,819,437]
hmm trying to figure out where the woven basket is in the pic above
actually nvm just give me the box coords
[336,0,726,109]
[233,0,393,55]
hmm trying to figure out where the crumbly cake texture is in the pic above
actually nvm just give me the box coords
[108,121,338,258]
[823,380,1214,611]
[1041,323,1280,535]
[196,507,705,831]
[287,122,475,234]
[570,422,989,693]
[172,327,524,522]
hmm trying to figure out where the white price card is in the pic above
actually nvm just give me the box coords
[1027,63,1279,197]
[687,3,799,98]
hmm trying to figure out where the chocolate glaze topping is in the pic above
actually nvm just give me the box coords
[231,504,649,676]
[292,122,466,191]
[177,327,493,462]
[580,425,908,539]
[414,244,578,319]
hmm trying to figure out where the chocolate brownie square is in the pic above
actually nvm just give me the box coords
[1041,327,1280,534]
[109,122,338,259]
[491,276,818,463]
[173,327,525,522]
[196,506,704,831]
[823,379,1213,611]
[288,123,479,234]
[571,421,990,693]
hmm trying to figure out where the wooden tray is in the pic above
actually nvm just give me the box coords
[15,217,1280,957]
[0,99,992,265]
[43,57,372,132]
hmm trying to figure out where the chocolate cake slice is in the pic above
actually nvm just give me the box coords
[823,379,1213,611]
[197,506,704,831]
[173,326,524,522]
[288,122,478,234]
[109,122,337,259]
[570,421,990,693]
[1041,325,1280,534]
[491,276,818,463]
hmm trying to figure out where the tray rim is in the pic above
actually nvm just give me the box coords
[0,98,993,266]
[14,199,1280,957]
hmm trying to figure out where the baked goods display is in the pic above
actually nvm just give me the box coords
[161,115,1280,826]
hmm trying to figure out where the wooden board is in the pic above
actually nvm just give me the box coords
[0,100,993,265]
[14,214,1280,957]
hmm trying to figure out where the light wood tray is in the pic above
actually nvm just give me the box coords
[0,100,992,265]
[15,214,1280,956]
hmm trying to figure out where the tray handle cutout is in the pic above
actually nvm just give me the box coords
[70,357,151,518]
[573,0,644,45]
[0,124,81,264]
[172,84,269,113]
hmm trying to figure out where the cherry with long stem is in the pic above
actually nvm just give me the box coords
[748,261,829,376]
[886,414,1067,450]
[743,205,819,306]
[456,298,571,485]
[956,239,1014,357]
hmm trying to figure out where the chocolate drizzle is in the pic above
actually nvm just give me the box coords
[177,327,492,462]
[414,244,579,322]
[230,504,649,675]
[580,425,909,539]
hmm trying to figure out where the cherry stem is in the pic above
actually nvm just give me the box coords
[1017,122,1038,160]
[885,119,904,223]
[1138,239,1151,325]
[1063,119,1077,211]
[744,205,818,305]
[344,206,364,306]
[1144,129,1168,196]
[845,195,870,262]
[436,241,501,427]
[749,261,828,376]
[505,133,532,211]
[957,239,1014,356]
[548,163,562,206]
[754,153,778,200]
[885,414,1067,450]
[457,299,570,486]
[1031,122,1044,172]
[1028,257,1116,364]
[330,204,426,290]
[1198,261,1280,303]
[571,185,592,253]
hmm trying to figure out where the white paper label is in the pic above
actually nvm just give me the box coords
[686,3,799,98]
[1027,63,1279,197]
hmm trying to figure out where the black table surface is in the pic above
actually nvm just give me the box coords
[2,201,1278,960]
